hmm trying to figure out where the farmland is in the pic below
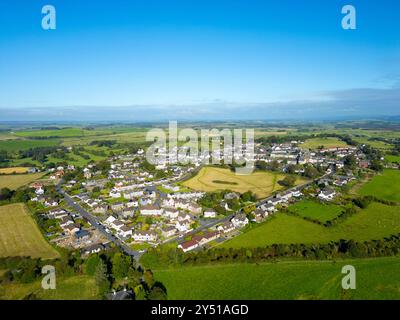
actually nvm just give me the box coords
[287,200,343,223]
[0,139,60,152]
[0,167,29,174]
[182,167,306,199]
[154,257,400,300]
[0,204,59,259]
[358,169,400,202]
[0,275,98,300]
[0,173,45,190]
[302,137,348,150]
[221,202,400,248]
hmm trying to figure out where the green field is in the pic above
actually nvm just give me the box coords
[154,257,400,300]
[183,167,306,199]
[0,204,59,259]
[358,169,400,202]
[0,173,45,190]
[385,155,400,163]
[221,202,400,248]
[302,137,348,150]
[0,139,60,152]
[0,275,99,300]
[287,200,343,223]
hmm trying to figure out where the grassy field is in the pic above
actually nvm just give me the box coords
[0,167,29,174]
[302,137,348,150]
[221,202,400,248]
[0,173,45,190]
[154,257,400,300]
[385,155,400,163]
[0,275,99,300]
[0,139,60,152]
[182,167,306,199]
[358,169,400,202]
[0,204,59,259]
[287,200,343,223]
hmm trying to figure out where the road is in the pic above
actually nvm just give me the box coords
[56,182,142,261]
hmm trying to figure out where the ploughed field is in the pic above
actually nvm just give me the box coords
[182,167,306,199]
[0,203,59,259]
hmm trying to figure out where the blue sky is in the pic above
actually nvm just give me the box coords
[0,0,399,121]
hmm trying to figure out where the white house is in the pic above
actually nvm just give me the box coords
[318,189,336,201]
[118,225,133,238]
[178,239,199,252]
[231,214,249,228]
[140,204,163,216]
[175,219,191,232]
[203,209,217,218]
[132,230,158,242]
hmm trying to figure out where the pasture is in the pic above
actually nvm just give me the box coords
[287,200,343,223]
[182,167,305,199]
[0,204,59,259]
[0,275,98,300]
[154,257,400,300]
[302,137,348,150]
[221,202,400,248]
[0,173,45,190]
[358,169,400,202]
[0,139,59,152]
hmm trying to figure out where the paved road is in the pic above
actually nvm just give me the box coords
[56,182,141,261]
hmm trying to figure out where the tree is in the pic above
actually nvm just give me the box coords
[112,253,130,279]
[278,175,296,187]
[304,165,319,179]
[94,259,110,297]
[147,286,167,300]
[143,269,155,289]
[84,254,101,276]
[0,188,13,201]
[343,155,357,170]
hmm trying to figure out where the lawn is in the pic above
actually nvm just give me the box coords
[302,137,348,150]
[182,167,306,199]
[287,200,343,223]
[0,203,59,259]
[154,257,400,300]
[358,169,400,202]
[0,275,99,300]
[0,172,45,190]
[0,139,60,152]
[221,202,400,248]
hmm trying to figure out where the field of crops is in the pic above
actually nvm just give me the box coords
[182,167,306,199]
[154,257,400,300]
[0,173,45,190]
[0,167,29,174]
[0,203,59,259]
